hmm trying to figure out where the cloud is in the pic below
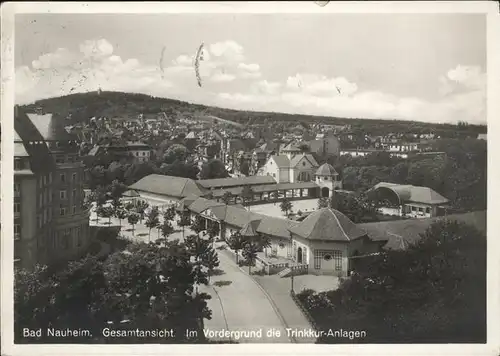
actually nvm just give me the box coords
[15,40,486,124]
[252,80,282,95]
[286,74,358,97]
[210,72,236,83]
[209,40,245,62]
[79,39,114,58]
[238,63,260,73]
[216,67,486,124]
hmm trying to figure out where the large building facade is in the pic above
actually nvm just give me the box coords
[14,107,91,269]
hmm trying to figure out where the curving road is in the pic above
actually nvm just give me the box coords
[200,248,292,343]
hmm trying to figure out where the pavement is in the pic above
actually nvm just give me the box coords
[201,247,292,343]
[90,209,306,343]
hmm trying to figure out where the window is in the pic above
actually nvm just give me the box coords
[411,206,416,211]
[49,172,52,183]
[39,177,43,188]
[14,224,21,239]
[72,173,77,182]
[55,155,65,164]
[43,175,47,185]
[76,227,82,247]
[60,173,66,183]
[48,208,52,220]
[302,161,306,166]
[426,207,430,214]
[73,205,77,214]
[14,183,20,196]
[72,189,77,200]
[39,193,43,208]
[49,189,53,203]
[14,202,20,214]
[418,207,423,212]
[37,215,42,228]
[314,250,343,271]
[333,250,343,271]
[60,205,66,216]
[60,190,67,200]
[273,173,276,178]
[44,209,48,223]
[14,159,22,170]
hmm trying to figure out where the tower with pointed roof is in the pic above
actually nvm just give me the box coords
[315,163,342,198]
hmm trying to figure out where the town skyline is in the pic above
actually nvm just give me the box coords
[15,13,486,124]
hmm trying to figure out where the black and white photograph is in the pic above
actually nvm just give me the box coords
[1,1,498,355]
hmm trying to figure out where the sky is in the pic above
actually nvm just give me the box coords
[14,13,487,124]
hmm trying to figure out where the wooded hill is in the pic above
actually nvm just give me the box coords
[20,91,486,136]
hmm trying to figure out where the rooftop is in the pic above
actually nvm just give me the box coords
[129,174,207,199]
[315,163,338,176]
[370,182,449,205]
[26,113,76,141]
[359,210,486,250]
[289,208,367,242]
[198,175,276,189]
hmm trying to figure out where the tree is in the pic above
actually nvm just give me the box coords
[240,185,254,210]
[239,160,250,176]
[298,142,310,153]
[114,203,129,227]
[109,179,127,202]
[221,191,233,205]
[227,231,247,264]
[199,159,229,180]
[317,197,330,209]
[163,205,176,223]
[242,241,260,274]
[204,248,220,283]
[157,220,174,246]
[304,220,486,344]
[191,215,206,235]
[280,197,293,218]
[127,213,140,236]
[163,144,188,164]
[135,200,149,223]
[145,206,160,242]
[206,222,220,244]
[100,205,115,225]
[177,213,191,240]
[184,234,211,294]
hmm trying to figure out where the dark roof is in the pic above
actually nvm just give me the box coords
[129,174,207,198]
[289,208,367,241]
[370,182,449,205]
[359,210,486,250]
[210,182,319,197]
[271,155,290,168]
[252,182,319,193]
[122,189,140,197]
[240,220,261,237]
[315,163,338,176]
[189,197,225,214]
[222,206,263,228]
[256,216,298,239]
[26,113,77,141]
[14,109,56,173]
[198,175,275,189]
[289,154,319,168]
[177,194,199,211]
